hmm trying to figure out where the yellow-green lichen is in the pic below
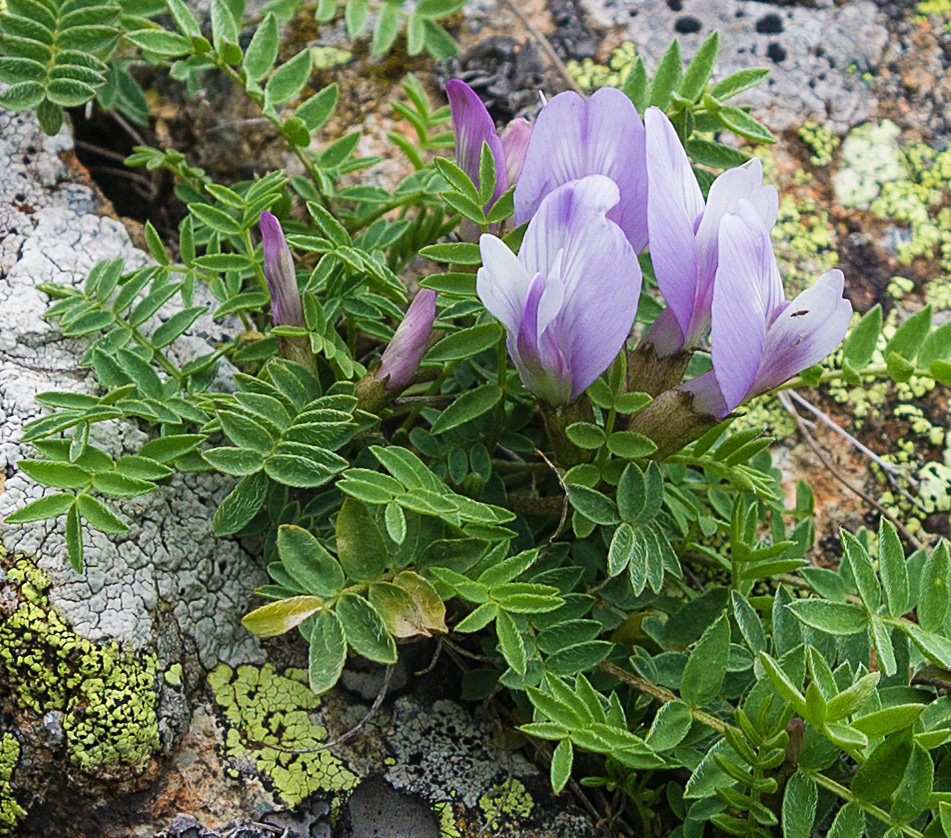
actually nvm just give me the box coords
[477,778,533,831]
[565,42,637,91]
[435,799,462,838]
[772,194,839,295]
[208,663,359,807]
[919,462,951,513]
[798,121,840,168]
[0,557,159,774]
[312,46,351,70]
[833,120,906,210]
[0,734,26,835]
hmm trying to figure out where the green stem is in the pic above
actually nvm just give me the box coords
[805,771,924,838]
[598,662,732,736]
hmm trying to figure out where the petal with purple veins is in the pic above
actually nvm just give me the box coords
[446,79,506,203]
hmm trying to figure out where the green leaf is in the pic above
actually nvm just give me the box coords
[606,431,656,459]
[91,472,154,497]
[826,671,880,722]
[151,306,205,348]
[371,3,400,54]
[384,501,406,544]
[218,410,274,453]
[318,131,360,169]
[645,699,692,751]
[620,55,648,113]
[787,599,868,635]
[843,304,881,369]
[496,610,527,675]
[608,522,636,577]
[901,621,951,668]
[242,595,324,637]
[266,47,313,105]
[308,609,347,694]
[419,241,483,265]
[681,614,729,707]
[427,323,503,362]
[842,530,881,612]
[430,383,502,434]
[212,471,268,535]
[565,484,618,526]
[243,12,279,81]
[264,453,343,488]
[336,593,398,664]
[550,739,573,794]
[336,497,387,581]
[277,524,345,597]
[190,203,242,235]
[16,459,90,489]
[878,519,909,617]
[781,773,817,838]
[66,502,83,571]
[124,28,191,56]
[892,746,934,824]
[76,493,128,533]
[885,305,931,361]
[5,492,75,524]
[759,652,806,713]
[717,106,775,144]
[869,615,896,677]
[202,447,264,476]
[709,68,769,101]
[649,38,682,109]
[295,83,338,132]
[851,704,924,738]
[918,541,950,632]
[851,732,913,803]
[344,0,368,37]
[679,32,719,102]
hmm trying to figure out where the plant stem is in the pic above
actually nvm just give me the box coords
[805,771,924,838]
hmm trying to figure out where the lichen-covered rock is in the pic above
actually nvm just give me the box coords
[0,103,267,669]
[577,0,888,132]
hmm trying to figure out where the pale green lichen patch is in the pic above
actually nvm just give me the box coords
[0,734,26,835]
[772,193,840,294]
[833,120,905,210]
[477,778,533,832]
[798,121,840,168]
[208,663,359,807]
[565,42,637,91]
[0,556,160,775]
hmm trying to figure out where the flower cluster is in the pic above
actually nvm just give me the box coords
[452,81,852,458]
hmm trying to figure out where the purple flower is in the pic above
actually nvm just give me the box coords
[376,289,437,391]
[478,175,642,405]
[447,79,531,207]
[514,87,648,253]
[260,210,304,328]
[643,107,778,356]
[687,204,852,419]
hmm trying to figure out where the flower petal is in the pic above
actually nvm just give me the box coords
[514,272,572,405]
[447,79,506,203]
[645,106,704,346]
[477,233,533,336]
[710,211,774,412]
[750,269,852,397]
[520,176,642,401]
[514,88,648,251]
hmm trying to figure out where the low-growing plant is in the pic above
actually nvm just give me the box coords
[5,5,951,834]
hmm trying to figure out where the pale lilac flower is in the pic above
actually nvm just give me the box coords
[376,290,437,391]
[643,107,778,356]
[260,210,304,328]
[514,87,648,252]
[478,175,642,405]
[447,79,531,206]
[687,204,852,418]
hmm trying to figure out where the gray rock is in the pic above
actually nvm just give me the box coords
[578,0,889,132]
[0,105,267,670]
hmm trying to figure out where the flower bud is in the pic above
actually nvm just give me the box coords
[376,289,437,391]
[260,210,304,328]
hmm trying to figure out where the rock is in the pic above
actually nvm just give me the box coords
[578,0,889,132]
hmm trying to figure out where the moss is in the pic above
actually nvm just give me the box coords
[0,734,26,835]
[208,663,359,807]
[0,556,159,775]
[477,778,533,831]
[798,121,840,168]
